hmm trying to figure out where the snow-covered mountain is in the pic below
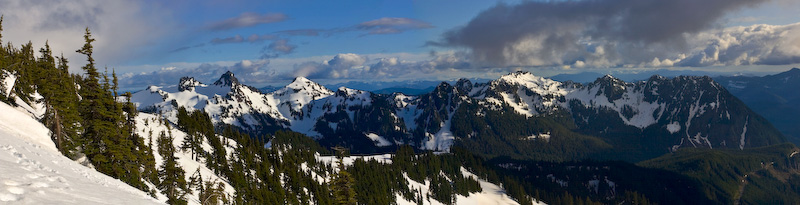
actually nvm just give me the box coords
[131,71,785,159]
[472,72,783,151]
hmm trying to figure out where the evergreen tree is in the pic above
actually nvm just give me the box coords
[158,131,189,205]
[331,148,357,205]
[1,15,4,44]
[38,42,82,158]
[76,28,147,191]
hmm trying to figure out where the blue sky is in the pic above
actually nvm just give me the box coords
[2,0,800,89]
[135,0,499,64]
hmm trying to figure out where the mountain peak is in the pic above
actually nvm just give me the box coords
[279,76,333,96]
[593,74,622,84]
[292,76,312,84]
[213,71,239,87]
[498,71,543,83]
[783,67,800,75]
[455,78,473,94]
[179,77,201,92]
[286,76,324,89]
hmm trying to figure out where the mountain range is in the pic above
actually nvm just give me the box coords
[715,68,800,145]
[131,70,785,162]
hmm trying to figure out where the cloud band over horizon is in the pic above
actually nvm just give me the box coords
[429,0,800,69]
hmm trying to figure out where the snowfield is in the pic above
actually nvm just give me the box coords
[0,101,161,204]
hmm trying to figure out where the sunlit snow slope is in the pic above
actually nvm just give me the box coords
[0,101,161,204]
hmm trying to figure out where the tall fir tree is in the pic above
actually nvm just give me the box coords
[37,42,83,158]
[331,148,357,205]
[158,131,189,205]
[76,28,148,191]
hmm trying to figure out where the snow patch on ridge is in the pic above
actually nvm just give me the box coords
[422,113,456,152]
[667,122,681,134]
[740,116,749,150]
[366,133,393,147]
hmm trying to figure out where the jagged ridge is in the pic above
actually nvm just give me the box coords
[131,71,786,160]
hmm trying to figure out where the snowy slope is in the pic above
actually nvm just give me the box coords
[0,101,161,204]
[134,113,236,204]
[130,75,285,129]
[314,154,529,205]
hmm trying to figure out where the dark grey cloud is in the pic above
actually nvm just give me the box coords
[431,0,775,68]
[35,5,100,31]
[206,12,287,31]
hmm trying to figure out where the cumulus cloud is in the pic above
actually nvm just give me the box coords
[119,59,275,89]
[430,0,789,68]
[678,23,800,66]
[206,12,287,31]
[290,52,470,79]
[0,0,173,72]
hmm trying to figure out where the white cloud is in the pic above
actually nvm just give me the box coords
[116,52,478,90]
[118,59,273,90]
[291,52,472,80]
[678,23,800,67]
[0,0,174,73]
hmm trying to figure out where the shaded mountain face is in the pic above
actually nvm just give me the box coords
[715,68,800,145]
[131,71,785,161]
[213,71,239,87]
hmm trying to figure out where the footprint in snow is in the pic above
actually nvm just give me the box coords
[7,187,24,195]
[0,180,24,202]
[0,193,20,202]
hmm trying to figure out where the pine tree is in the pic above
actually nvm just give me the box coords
[331,148,357,205]
[76,28,147,191]
[76,27,106,167]
[38,42,82,158]
[0,15,4,45]
[158,131,188,205]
